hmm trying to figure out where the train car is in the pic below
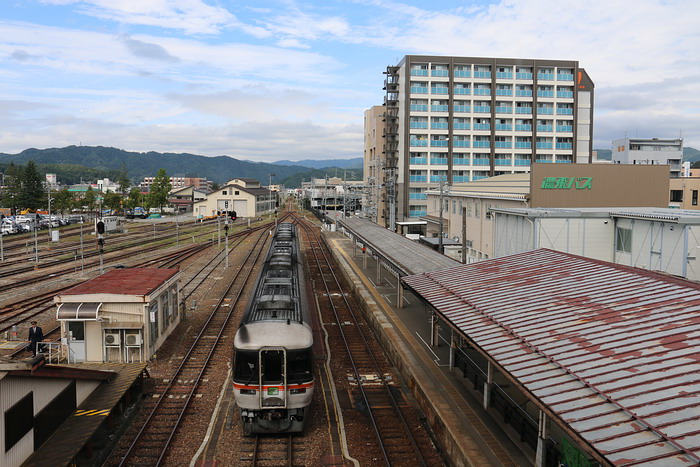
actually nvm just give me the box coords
[232,223,314,434]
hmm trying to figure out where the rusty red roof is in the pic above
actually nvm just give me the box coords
[62,268,178,296]
[402,249,700,466]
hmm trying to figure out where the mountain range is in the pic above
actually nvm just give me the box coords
[1,145,698,188]
[0,146,360,186]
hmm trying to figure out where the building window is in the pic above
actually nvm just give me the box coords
[670,190,683,202]
[616,227,632,253]
[149,302,159,345]
[222,191,227,195]
[694,190,698,206]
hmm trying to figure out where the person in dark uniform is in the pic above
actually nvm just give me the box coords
[27,321,44,356]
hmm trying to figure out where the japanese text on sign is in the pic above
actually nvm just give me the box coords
[541,177,592,190]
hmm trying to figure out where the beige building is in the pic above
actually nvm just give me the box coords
[669,177,700,209]
[193,178,274,218]
[364,105,388,226]
[425,163,670,261]
[55,268,180,363]
[168,185,208,213]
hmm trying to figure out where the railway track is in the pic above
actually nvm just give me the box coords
[238,434,308,466]
[296,214,436,466]
[0,224,275,358]
[113,227,272,466]
[0,220,214,282]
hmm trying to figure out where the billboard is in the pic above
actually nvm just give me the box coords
[530,163,670,208]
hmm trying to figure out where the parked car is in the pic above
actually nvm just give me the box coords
[1,220,18,235]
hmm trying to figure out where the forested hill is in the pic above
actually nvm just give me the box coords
[0,146,315,184]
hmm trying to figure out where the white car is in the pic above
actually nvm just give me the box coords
[1,221,18,235]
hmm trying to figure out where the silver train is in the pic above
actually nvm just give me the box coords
[232,223,314,434]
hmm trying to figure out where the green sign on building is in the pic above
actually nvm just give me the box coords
[541,177,592,190]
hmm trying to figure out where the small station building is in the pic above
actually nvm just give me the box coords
[54,268,181,363]
[193,177,275,219]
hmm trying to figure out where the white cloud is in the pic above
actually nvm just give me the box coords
[40,0,239,35]
[3,0,700,160]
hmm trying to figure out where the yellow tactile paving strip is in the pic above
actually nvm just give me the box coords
[23,362,147,467]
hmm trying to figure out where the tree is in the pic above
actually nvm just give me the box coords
[53,188,74,216]
[1,163,23,214]
[83,186,97,215]
[19,160,44,211]
[117,166,131,195]
[148,168,171,214]
[211,182,220,192]
[125,187,143,210]
[103,191,123,214]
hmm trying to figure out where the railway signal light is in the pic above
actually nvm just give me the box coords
[96,221,105,234]
[231,211,237,221]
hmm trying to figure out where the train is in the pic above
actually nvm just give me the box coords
[232,223,314,434]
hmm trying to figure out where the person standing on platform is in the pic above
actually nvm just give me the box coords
[27,321,44,357]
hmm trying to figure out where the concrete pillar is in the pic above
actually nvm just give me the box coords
[483,361,493,409]
[449,330,455,369]
[397,276,403,309]
[353,239,357,258]
[376,257,382,285]
[535,410,548,467]
[430,311,439,347]
[362,247,367,269]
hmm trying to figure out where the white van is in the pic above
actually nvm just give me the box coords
[1,220,18,235]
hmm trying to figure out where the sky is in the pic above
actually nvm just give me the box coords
[1,0,699,162]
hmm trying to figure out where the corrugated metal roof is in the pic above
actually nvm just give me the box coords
[425,173,530,199]
[491,206,700,224]
[402,249,700,466]
[61,268,179,296]
[338,218,458,276]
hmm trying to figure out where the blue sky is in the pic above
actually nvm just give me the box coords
[1,0,698,162]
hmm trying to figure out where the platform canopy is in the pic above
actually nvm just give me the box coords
[402,248,700,466]
[338,217,458,276]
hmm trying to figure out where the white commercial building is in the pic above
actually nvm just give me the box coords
[493,207,700,281]
[612,137,683,178]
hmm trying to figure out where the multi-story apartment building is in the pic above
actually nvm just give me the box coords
[380,55,594,228]
[364,106,388,226]
[140,176,212,192]
[612,137,683,178]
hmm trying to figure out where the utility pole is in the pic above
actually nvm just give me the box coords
[268,173,276,219]
[224,219,229,268]
[438,178,449,255]
[47,184,52,241]
[33,225,39,268]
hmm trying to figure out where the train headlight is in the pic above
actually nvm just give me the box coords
[290,388,306,395]
[240,389,256,395]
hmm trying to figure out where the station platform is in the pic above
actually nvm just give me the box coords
[23,362,147,467]
[322,230,535,467]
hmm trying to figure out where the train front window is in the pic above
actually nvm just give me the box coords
[287,348,313,383]
[234,351,258,383]
[261,349,284,384]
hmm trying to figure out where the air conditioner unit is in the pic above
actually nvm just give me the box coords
[105,332,120,346]
[125,331,142,346]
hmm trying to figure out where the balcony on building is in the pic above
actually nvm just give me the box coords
[454,65,471,78]
[516,66,533,80]
[410,64,428,76]
[431,64,449,77]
